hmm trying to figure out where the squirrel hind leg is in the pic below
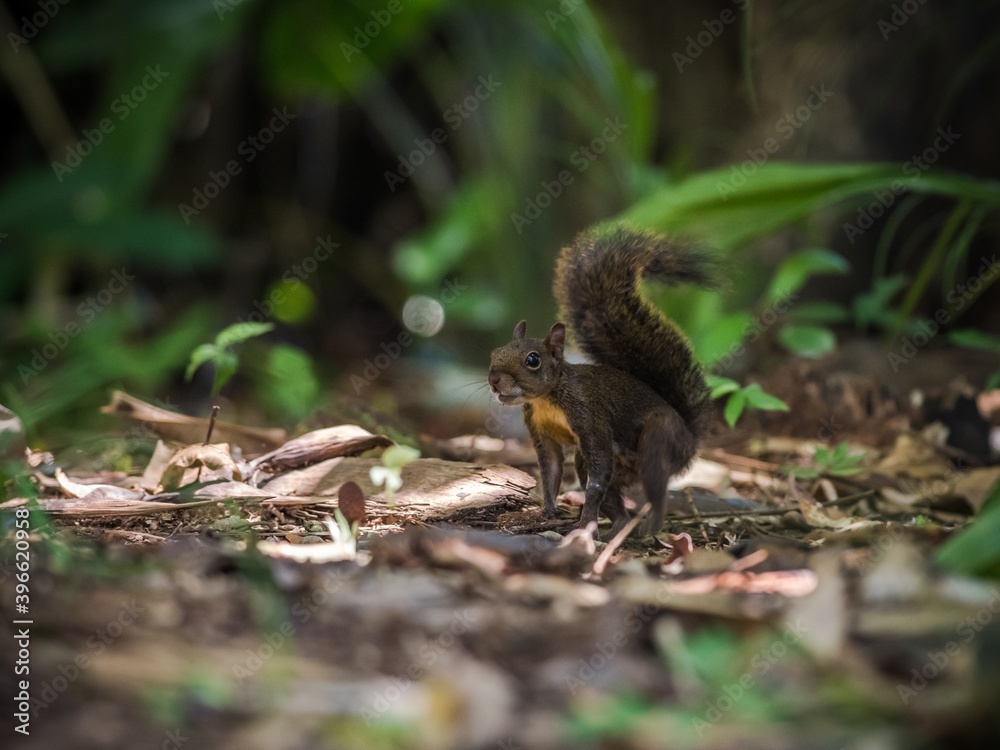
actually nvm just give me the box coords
[574,450,629,537]
[601,486,629,539]
[637,409,697,536]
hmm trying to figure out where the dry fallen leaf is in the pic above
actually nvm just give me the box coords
[140,439,176,492]
[102,390,285,453]
[160,443,242,491]
[952,466,1000,513]
[870,432,952,480]
[55,468,144,501]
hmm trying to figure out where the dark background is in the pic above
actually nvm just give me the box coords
[1,0,998,452]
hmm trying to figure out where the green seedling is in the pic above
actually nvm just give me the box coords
[369,444,420,501]
[325,510,358,560]
[785,440,866,479]
[707,375,789,428]
[186,322,274,398]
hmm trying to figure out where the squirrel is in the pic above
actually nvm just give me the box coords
[487,223,714,537]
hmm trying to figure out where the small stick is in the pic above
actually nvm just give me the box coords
[665,506,793,521]
[819,489,876,507]
[592,504,650,577]
[204,405,220,444]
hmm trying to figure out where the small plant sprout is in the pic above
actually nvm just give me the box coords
[707,375,789,428]
[186,322,275,399]
[323,511,358,560]
[369,444,421,501]
[785,441,867,479]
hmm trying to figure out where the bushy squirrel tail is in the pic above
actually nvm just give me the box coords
[554,223,714,438]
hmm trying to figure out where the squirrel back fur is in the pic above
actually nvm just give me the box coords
[553,223,713,438]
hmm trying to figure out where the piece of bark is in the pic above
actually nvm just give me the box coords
[33,481,276,517]
[33,496,217,517]
[262,457,535,520]
[249,425,392,473]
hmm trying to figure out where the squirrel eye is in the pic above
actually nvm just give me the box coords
[525,352,541,370]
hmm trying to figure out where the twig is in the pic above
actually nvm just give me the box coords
[683,488,711,546]
[819,489,877,507]
[204,405,221,445]
[164,524,183,541]
[704,448,781,471]
[592,504,650,577]
[665,506,793,521]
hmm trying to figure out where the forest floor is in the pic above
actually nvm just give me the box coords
[3,356,1000,750]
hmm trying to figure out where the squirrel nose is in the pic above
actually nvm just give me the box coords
[488,372,500,389]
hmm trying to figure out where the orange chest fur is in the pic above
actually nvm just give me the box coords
[527,398,578,445]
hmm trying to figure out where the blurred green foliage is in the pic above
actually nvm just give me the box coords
[1,0,999,447]
[936,478,1000,578]
[949,329,1000,390]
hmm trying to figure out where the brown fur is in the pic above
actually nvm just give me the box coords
[488,224,713,536]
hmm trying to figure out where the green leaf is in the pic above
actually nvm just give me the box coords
[623,161,1000,252]
[778,325,837,358]
[210,350,239,398]
[832,441,848,462]
[186,322,274,399]
[260,345,321,421]
[382,444,421,469]
[790,466,821,480]
[853,275,909,331]
[827,465,863,477]
[723,390,748,428]
[392,179,502,285]
[936,480,1000,576]
[741,384,789,411]
[267,279,317,324]
[785,301,850,325]
[262,0,449,97]
[695,312,753,367]
[215,322,275,349]
[949,329,1000,352]
[186,344,221,382]
[765,248,849,304]
[370,465,403,498]
[706,375,740,398]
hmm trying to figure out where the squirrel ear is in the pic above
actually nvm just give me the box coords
[513,320,527,340]
[546,322,566,358]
